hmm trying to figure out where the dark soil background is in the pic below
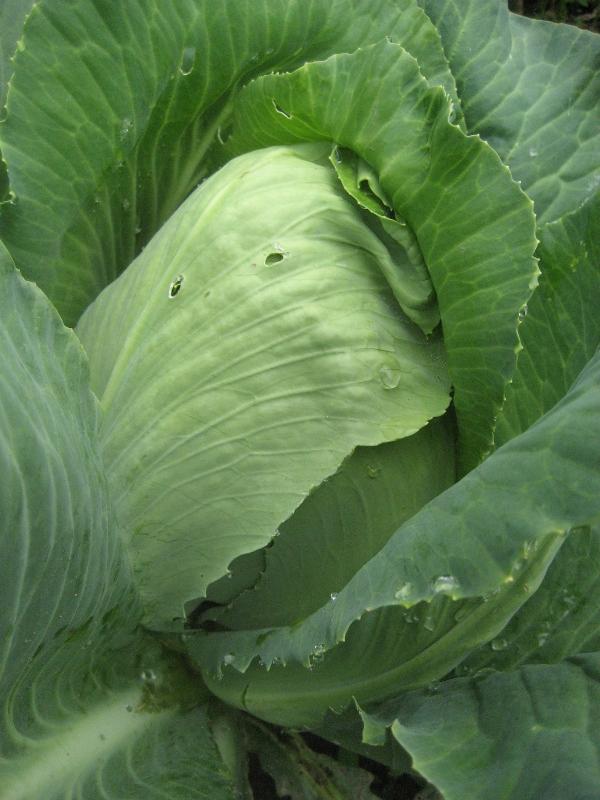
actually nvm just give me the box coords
[509,0,599,30]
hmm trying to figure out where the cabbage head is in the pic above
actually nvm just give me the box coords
[1,1,599,798]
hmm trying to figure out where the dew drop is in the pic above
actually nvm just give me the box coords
[310,643,327,666]
[490,637,508,651]
[379,365,402,390]
[122,198,130,211]
[394,582,413,601]
[433,575,460,595]
[179,46,196,76]
[482,588,500,602]
[529,147,538,158]
[423,613,435,632]
[119,117,133,141]
[458,666,473,679]
[125,704,133,712]
[223,653,236,666]
[518,304,528,321]
[330,593,338,602]
[537,630,550,647]
[366,464,380,479]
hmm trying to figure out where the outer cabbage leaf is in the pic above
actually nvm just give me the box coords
[363,654,600,800]
[0,246,234,799]
[0,0,35,109]
[0,0,36,199]
[497,191,600,445]
[452,524,600,678]
[0,0,457,324]
[450,192,600,677]
[77,142,451,627]
[418,0,600,223]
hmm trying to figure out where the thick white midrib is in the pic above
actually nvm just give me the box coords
[3,688,174,799]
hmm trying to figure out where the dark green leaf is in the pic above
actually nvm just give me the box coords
[366,654,600,800]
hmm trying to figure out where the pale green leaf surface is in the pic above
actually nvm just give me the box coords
[205,417,455,630]
[0,0,456,324]
[366,654,600,800]
[188,349,600,725]
[419,0,600,223]
[0,252,234,799]
[221,40,537,471]
[77,143,450,627]
[496,191,600,445]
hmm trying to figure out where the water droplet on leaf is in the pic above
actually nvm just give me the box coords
[119,117,133,141]
[379,365,401,389]
[394,582,413,601]
[490,637,508,651]
[423,612,435,632]
[179,46,196,76]
[433,575,460,595]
